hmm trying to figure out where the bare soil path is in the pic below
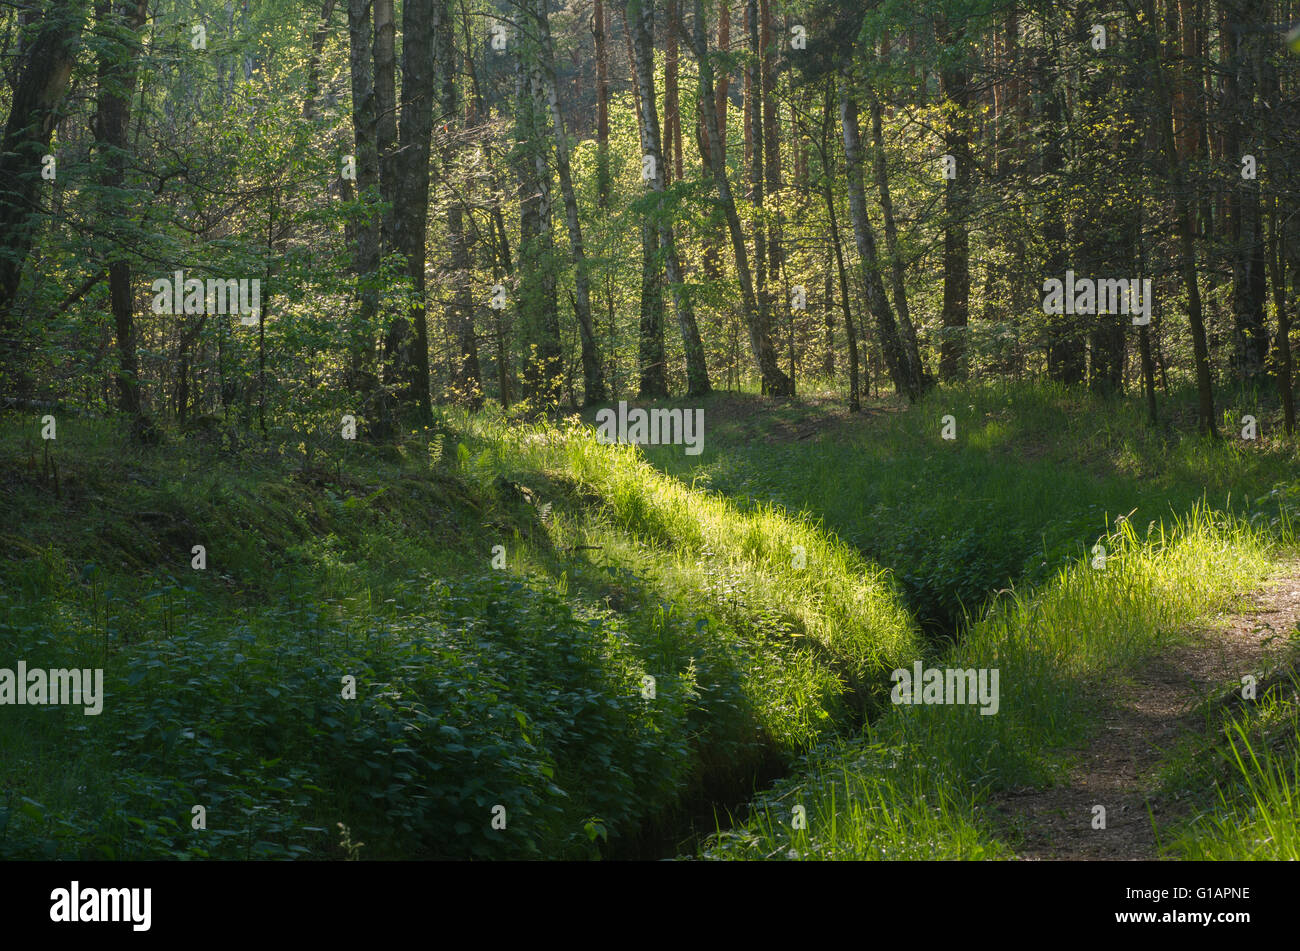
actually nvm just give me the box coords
[990,560,1300,860]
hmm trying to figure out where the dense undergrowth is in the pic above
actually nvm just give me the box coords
[2,381,1298,860]
[0,405,917,859]
[637,381,1299,637]
[699,508,1278,858]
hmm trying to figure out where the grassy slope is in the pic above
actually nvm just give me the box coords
[0,411,917,859]
[636,381,1298,635]
[616,382,1299,859]
[3,381,1297,861]
[701,509,1276,858]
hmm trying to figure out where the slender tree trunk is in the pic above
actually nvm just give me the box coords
[823,164,859,411]
[513,35,564,406]
[1224,0,1269,383]
[94,0,149,421]
[1038,45,1083,384]
[745,0,773,390]
[1262,44,1295,434]
[867,90,923,389]
[436,1,481,407]
[304,0,339,119]
[535,0,606,403]
[665,0,683,184]
[1148,0,1216,435]
[841,75,922,402]
[373,0,397,251]
[628,0,709,396]
[716,0,729,139]
[0,0,87,389]
[594,0,611,208]
[690,0,788,395]
[383,0,439,425]
[346,0,385,429]
[938,50,971,381]
[760,0,789,395]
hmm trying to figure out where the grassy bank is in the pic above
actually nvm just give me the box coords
[700,509,1279,859]
[636,381,1298,636]
[3,381,1296,861]
[0,409,917,859]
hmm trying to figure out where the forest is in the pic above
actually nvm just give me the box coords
[1,0,1299,865]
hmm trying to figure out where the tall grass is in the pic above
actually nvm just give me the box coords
[1165,675,1300,861]
[446,410,922,715]
[637,381,1299,633]
[700,507,1275,859]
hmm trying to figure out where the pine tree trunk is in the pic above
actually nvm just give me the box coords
[868,89,924,391]
[840,75,921,402]
[1224,0,1269,383]
[938,50,971,381]
[381,0,438,425]
[94,0,149,421]
[1147,0,1216,434]
[437,1,482,407]
[535,0,607,403]
[594,0,611,208]
[513,39,564,406]
[628,0,710,396]
[689,0,788,395]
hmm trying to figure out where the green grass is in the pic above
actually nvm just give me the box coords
[634,381,1299,635]
[698,507,1277,859]
[2,381,1296,861]
[1160,667,1300,861]
[0,408,919,859]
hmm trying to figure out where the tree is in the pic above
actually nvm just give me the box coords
[381,0,440,425]
[840,71,924,402]
[92,0,150,422]
[346,0,384,420]
[1223,0,1270,383]
[532,0,607,403]
[628,0,710,396]
[437,0,483,407]
[689,0,790,396]
[936,17,971,382]
[0,0,88,392]
[512,20,564,405]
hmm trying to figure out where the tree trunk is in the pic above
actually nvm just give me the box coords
[665,0,683,184]
[1224,0,1269,383]
[437,0,482,407]
[938,53,971,381]
[1148,0,1216,435]
[867,90,923,390]
[1038,45,1084,384]
[689,0,789,395]
[0,0,87,388]
[346,0,384,427]
[1261,37,1295,433]
[745,0,772,390]
[373,0,397,252]
[840,76,922,402]
[594,0,611,208]
[382,0,438,425]
[822,150,859,409]
[513,38,564,406]
[93,0,149,421]
[716,0,729,140]
[760,0,790,395]
[535,0,606,403]
[628,0,710,396]
[304,0,339,119]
